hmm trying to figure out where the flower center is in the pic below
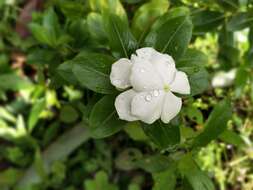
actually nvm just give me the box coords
[164,85,170,92]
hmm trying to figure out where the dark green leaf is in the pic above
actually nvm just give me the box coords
[135,154,173,173]
[152,164,177,190]
[219,130,245,147]
[103,12,138,57]
[72,52,116,94]
[132,0,169,41]
[193,99,232,148]
[191,9,224,33]
[178,154,215,190]
[89,95,127,138]
[142,121,180,149]
[227,12,253,31]
[145,13,193,61]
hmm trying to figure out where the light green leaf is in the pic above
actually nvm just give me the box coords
[28,98,46,133]
[0,73,31,91]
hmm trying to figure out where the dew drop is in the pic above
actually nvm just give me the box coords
[145,94,152,102]
[143,86,147,90]
[140,68,145,73]
[153,90,159,97]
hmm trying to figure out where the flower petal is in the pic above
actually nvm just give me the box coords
[150,51,176,85]
[131,90,165,124]
[170,71,190,94]
[115,89,138,121]
[110,58,132,89]
[136,47,176,84]
[130,55,163,91]
[161,92,182,123]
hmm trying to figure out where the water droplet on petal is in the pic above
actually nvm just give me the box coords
[114,79,121,84]
[143,86,147,90]
[145,94,152,102]
[153,90,159,97]
[140,68,145,73]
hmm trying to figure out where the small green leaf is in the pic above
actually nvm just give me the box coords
[142,121,180,149]
[28,98,46,132]
[145,12,193,60]
[89,95,127,138]
[193,99,232,148]
[72,52,116,94]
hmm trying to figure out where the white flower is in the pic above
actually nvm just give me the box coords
[110,47,190,124]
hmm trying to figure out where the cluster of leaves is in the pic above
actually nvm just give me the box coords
[0,0,253,190]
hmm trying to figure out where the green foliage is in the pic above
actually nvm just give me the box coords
[1,0,253,190]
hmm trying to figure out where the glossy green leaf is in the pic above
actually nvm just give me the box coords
[103,12,138,57]
[72,52,116,94]
[177,49,209,96]
[132,0,169,41]
[145,12,193,60]
[57,61,78,85]
[89,95,127,138]
[142,121,180,149]
[193,100,232,148]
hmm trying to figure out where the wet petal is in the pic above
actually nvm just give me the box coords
[115,89,138,121]
[161,92,182,123]
[150,51,176,85]
[131,90,165,124]
[130,55,163,91]
[170,71,190,94]
[110,58,132,89]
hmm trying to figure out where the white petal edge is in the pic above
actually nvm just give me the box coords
[170,71,190,95]
[110,58,132,89]
[130,55,163,91]
[161,92,182,123]
[136,47,156,60]
[131,90,165,124]
[115,89,138,122]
